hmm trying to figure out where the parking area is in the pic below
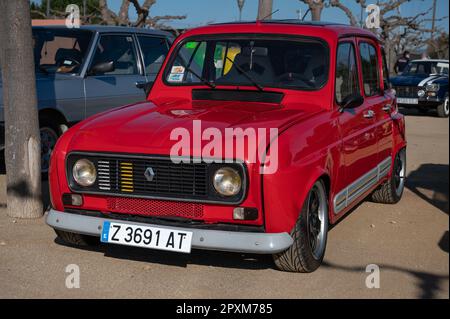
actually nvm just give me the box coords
[0,109,448,299]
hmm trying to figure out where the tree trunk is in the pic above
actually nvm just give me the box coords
[309,3,324,21]
[257,0,273,20]
[0,0,43,218]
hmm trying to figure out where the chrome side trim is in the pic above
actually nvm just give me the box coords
[333,157,392,214]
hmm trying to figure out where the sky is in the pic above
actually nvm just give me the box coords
[34,0,450,32]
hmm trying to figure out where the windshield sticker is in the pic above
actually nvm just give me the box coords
[171,66,185,74]
[437,63,449,68]
[168,73,184,83]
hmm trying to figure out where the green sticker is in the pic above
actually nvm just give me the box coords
[185,42,198,49]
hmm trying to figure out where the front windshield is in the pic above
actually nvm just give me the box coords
[33,29,92,75]
[402,61,449,76]
[165,37,329,90]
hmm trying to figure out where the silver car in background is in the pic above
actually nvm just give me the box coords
[0,25,173,171]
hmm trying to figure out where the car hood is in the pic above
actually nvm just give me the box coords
[68,98,322,159]
[391,74,447,86]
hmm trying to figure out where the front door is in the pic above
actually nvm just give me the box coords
[334,39,380,214]
[84,34,147,118]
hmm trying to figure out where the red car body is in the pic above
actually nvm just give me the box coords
[47,21,406,272]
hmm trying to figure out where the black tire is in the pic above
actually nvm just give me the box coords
[436,94,449,118]
[371,148,406,204]
[54,229,100,247]
[273,180,329,273]
[39,117,62,173]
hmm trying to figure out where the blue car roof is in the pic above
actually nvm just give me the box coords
[32,25,172,38]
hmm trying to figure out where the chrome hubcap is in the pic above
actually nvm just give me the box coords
[394,149,406,197]
[40,127,58,172]
[445,98,449,115]
[307,183,328,260]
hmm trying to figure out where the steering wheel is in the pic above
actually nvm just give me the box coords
[277,72,315,88]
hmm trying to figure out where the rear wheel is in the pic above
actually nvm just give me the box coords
[273,180,329,273]
[371,148,406,204]
[436,95,449,118]
[54,229,100,247]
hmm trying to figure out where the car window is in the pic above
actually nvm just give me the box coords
[137,36,169,76]
[168,41,207,84]
[335,42,360,104]
[359,42,380,97]
[32,29,92,75]
[381,49,390,90]
[90,35,138,75]
[166,38,328,90]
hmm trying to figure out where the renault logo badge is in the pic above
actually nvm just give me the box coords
[144,167,155,182]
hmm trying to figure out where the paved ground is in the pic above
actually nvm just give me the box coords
[0,108,448,299]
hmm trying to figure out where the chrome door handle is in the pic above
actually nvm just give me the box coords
[363,110,375,119]
[382,104,392,112]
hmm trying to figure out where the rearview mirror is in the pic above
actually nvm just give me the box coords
[88,61,114,76]
[340,93,364,112]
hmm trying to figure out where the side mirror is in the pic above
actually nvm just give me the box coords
[136,81,154,96]
[88,61,114,76]
[339,93,364,112]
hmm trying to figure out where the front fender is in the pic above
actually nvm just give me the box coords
[261,113,340,233]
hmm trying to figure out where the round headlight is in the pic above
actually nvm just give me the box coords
[213,167,242,196]
[72,159,96,187]
[418,89,426,97]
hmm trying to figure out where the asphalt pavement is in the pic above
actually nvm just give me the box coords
[0,108,448,299]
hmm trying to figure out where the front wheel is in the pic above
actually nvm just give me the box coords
[273,180,329,273]
[40,119,61,173]
[436,95,449,118]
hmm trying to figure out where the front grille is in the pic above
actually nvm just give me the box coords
[394,86,419,98]
[67,153,246,204]
[93,156,208,198]
[106,197,204,219]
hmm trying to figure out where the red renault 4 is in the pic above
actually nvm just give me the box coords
[46,21,406,273]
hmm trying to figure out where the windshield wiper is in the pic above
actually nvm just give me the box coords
[182,64,216,89]
[225,56,264,92]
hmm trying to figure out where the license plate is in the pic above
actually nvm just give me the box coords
[101,221,193,253]
[397,97,418,104]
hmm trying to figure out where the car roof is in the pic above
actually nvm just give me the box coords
[32,25,172,37]
[181,20,379,42]
[411,59,449,63]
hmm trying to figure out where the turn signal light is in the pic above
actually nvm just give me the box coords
[62,193,83,206]
[233,207,258,220]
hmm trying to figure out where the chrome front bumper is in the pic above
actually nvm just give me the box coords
[46,209,293,254]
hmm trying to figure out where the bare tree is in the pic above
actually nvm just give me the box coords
[257,0,273,20]
[299,0,326,21]
[329,0,448,72]
[0,0,42,218]
[94,0,186,29]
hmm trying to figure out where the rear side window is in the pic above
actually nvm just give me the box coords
[359,42,380,96]
[138,36,169,76]
[335,42,360,104]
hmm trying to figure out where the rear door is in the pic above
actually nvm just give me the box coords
[375,48,395,165]
[84,33,147,118]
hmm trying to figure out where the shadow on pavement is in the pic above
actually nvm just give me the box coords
[322,261,449,299]
[406,164,449,215]
[54,236,276,271]
[399,107,438,118]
